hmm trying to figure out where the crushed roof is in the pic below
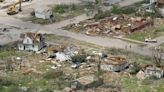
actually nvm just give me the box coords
[102,56,127,65]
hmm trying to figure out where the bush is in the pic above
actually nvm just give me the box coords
[53,5,68,14]
[0,0,4,2]
[111,5,136,14]
[128,63,141,74]
[53,4,78,14]
[94,10,111,20]
[72,55,86,63]
[0,77,15,86]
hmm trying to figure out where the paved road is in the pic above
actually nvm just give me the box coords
[0,0,163,59]
[146,36,164,48]
[0,16,163,59]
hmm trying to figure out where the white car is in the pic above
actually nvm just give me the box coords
[145,38,157,43]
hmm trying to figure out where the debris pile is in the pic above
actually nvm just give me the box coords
[47,44,79,62]
[68,15,153,36]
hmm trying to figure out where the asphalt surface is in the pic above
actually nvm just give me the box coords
[0,16,163,59]
[0,0,163,59]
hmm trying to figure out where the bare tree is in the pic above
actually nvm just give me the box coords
[152,47,163,67]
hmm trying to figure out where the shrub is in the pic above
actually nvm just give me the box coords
[53,5,68,14]
[72,55,86,63]
[128,63,141,74]
[111,5,136,14]
[94,10,111,20]
[0,0,4,2]
[53,4,78,14]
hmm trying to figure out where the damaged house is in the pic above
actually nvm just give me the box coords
[18,32,46,52]
[137,66,164,79]
[101,56,128,72]
[47,45,78,62]
[34,6,53,19]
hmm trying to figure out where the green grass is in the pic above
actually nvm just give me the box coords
[111,0,146,15]
[0,42,27,59]
[0,68,70,92]
[0,51,27,59]
[121,76,164,92]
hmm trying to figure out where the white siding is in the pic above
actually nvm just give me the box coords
[35,11,52,19]
[101,62,128,72]
[18,44,24,50]
[23,37,33,44]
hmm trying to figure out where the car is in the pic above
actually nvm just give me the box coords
[145,38,157,43]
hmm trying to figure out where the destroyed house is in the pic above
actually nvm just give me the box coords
[101,56,128,72]
[18,32,46,52]
[137,66,164,79]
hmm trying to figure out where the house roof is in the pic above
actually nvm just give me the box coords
[102,56,127,65]
[35,6,52,14]
[20,32,43,43]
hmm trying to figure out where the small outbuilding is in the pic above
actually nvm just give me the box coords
[101,56,128,72]
[34,6,53,19]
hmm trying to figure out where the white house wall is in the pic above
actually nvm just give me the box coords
[101,62,128,72]
[23,37,33,44]
[35,11,52,19]
[18,44,25,50]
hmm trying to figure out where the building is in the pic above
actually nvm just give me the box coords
[71,75,103,90]
[34,6,53,19]
[18,32,46,52]
[100,56,128,72]
[137,66,164,79]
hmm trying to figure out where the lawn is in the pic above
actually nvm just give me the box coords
[121,76,164,92]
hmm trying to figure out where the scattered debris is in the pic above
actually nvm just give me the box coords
[67,15,153,36]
